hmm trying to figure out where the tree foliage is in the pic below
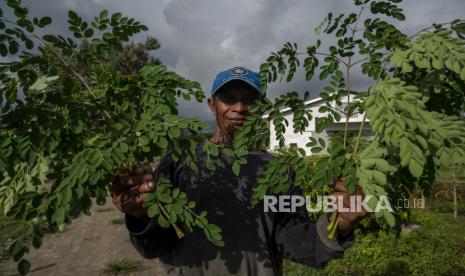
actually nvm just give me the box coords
[1,0,465,274]
[233,0,465,234]
[0,1,224,273]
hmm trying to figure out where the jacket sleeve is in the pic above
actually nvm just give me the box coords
[272,185,355,268]
[125,153,180,258]
[126,214,179,258]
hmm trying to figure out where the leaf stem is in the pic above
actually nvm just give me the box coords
[408,20,460,39]
[158,203,185,239]
[343,4,365,149]
[296,51,348,67]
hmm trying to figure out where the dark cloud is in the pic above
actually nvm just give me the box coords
[2,0,464,127]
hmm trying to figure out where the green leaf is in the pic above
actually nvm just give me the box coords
[432,58,443,70]
[319,69,329,80]
[172,188,180,198]
[205,158,215,171]
[157,214,170,228]
[187,201,196,209]
[371,170,387,186]
[158,193,172,204]
[103,32,114,41]
[32,234,42,249]
[25,39,34,49]
[169,211,177,224]
[99,10,108,18]
[408,159,423,178]
[211,239,225,247]
[169,127,181,138]
[208,224,221,233]
[0,44,7,56]
[374,159,391,172]
[147,204,158,217]
[8,41,18,54]
[383,211,396,227]
[84,28,93,38]
[139,136,149,146]
[210,231,222,241]
[9,240,23,257]
[18,259,31,275]
[116,142,128,154]
[393,13,405,21]
[111,12,122,22]
[68,10,78,21]
[232,161,240,176]
[39,16,52,26]
[158,136,168,149]
[42,34,59,44]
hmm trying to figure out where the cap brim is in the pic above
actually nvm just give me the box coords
[211,76,263,97]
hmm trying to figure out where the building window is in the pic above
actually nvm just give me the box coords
[290,143,298,148]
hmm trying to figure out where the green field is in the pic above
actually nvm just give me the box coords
[284,209,465,275]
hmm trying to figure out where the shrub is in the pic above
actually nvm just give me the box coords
[284,210,465,276]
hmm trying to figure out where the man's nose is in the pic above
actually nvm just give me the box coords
[231,101,248,112]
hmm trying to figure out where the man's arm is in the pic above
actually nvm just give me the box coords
[112,153,181,258]
[272,185,355,269]
[126,214,179,258]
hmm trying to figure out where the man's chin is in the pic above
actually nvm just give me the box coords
[231,122,245,129]
[225,123,243,133]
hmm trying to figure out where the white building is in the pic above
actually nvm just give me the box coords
[264,92,373,155]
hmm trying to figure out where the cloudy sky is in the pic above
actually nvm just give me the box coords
[2,0,464,127]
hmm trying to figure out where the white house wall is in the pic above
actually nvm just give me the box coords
[267,93,372,155]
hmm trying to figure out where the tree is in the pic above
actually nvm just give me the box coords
[81,35,162,75]
[232,0,465,237]
[2,0,465,274]
[0,1,223,274]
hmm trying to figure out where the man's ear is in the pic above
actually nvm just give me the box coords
[208,97,216,114]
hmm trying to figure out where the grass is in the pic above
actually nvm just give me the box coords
[83,234,98,241]
[0,216,47,260]
[284,209,465,276]
[110,218,125,225]
[95,207,115,213]
[102,259,143,275]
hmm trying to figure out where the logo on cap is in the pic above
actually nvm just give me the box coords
[231,67,247,75]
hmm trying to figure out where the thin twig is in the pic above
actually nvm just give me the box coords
[67,51,74,65]
[343,4,366,148]
[316,52,349,68]
[296,51,349,67]
[158,203,185,238]
[408,20,460,39]
[351,57,370,67]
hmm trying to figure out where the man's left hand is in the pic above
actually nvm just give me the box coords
[331,177,368,236]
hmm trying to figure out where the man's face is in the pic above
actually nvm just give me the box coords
[208,87,261,135]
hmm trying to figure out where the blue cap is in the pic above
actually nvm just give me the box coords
[211,66,265,98]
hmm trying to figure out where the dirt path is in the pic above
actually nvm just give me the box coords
[0,199,168,276]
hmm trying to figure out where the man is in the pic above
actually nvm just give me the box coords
[111,66,366,275]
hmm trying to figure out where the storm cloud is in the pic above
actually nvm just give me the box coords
[2,0,464,127]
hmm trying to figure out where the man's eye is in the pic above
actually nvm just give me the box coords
[244,97,258,104]
[217,94,258,105]
[220,97,236,104]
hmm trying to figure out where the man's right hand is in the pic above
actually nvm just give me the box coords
[111,166,155,221]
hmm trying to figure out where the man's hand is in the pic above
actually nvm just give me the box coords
[331,177,368,236]
[111,166,155,221]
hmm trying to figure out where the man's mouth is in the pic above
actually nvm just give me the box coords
[228,117,246,125]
